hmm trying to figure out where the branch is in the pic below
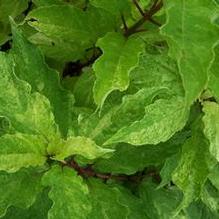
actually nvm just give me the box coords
[125,0,163,37]
[65,159,160,183]
[133,0,145,16]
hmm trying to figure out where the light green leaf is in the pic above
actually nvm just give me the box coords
[11,23,74,137]
[0,52,59,140]
[2,188,52,219]
[105,97,187,146]
[161,0,219,105]
[0,0,28,45]
[42,165,91,219]
[128,50,184,96]
[203,102,219,162]
[139,179,183,219]
[111,87,171,130]
[0,168,43,217]
[0,52,30,120]
[0,133,47,172]
[172,132,215,210]
[93,32,144,107]
[51,136,114,161]
[88,179,146,219]
[15,93,59,140]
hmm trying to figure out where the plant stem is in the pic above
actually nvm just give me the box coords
[65,159,160,183]
[125,0,163,37]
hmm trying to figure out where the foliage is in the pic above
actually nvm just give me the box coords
[0,0,219,218]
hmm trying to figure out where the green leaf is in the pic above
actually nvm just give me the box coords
[0,0,28,45]
[28,32,88,63]
[93,32,144,107]
[159,153,180,188]
[10,23,74,137]
[32,0,63,6]
[0,133,47,172]
[72,68,96,108]
[42,165,91,219]
[161,0,219,105]
[33,0,87,8]
[94,133,184,175]
[50,136,114,161]
[203,102,219,162]
[0,168,43,217]
[139,179,183,219]
[0,116,11,136]
[201,180,219,214]
[88,179,146,219]
[209,45,219,101]
[26,5,116,62]
[209,164,219,191]
[172,131,215,210]
[185,201,219,219]
[105,97,187,146]
[2,188,52,219]
[90,0,131,17]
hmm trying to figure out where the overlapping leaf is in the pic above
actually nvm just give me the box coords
[0,43,60,173]
[76,48,188,147]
